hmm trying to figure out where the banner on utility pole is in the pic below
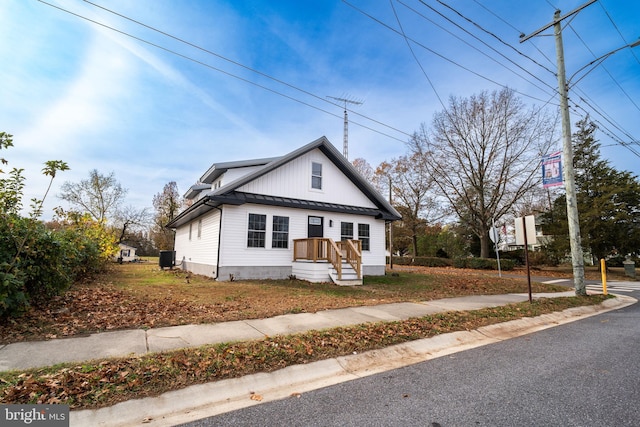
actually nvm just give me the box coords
[542,151,563,188]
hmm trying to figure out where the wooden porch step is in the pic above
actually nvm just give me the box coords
[329,263,362,286]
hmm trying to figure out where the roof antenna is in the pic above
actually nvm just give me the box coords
[327,95,363,160]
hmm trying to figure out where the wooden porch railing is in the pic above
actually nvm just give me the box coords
[293,238,362,280]
[338,239,362,279]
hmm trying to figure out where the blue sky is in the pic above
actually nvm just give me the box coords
[1,0,639,220]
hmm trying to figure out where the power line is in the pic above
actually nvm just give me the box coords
[389,0,446,110]
[471,0,557,70]
[598,0,640,67]
[342,0,557,105]
[433,0,557,76]
[79,0,414,141]
[573,86,636,144]
[567,24,640,114]
[473,0,555,70]
[398,0,557,97]
[571,99,640,158]
[37,0,412,144]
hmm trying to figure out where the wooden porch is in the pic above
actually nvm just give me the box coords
[293,238,362,285]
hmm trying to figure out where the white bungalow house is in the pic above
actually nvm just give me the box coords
[115,243,138,263]
[166,136,401,285]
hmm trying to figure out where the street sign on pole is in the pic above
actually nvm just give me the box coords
[490,218,502,277]
[515,215,536,303]
[515,215,536,246]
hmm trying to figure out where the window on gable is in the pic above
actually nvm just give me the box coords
[341,222,353,242]
[272,216,289,249]
[311,162,322,190]
[247,213,267,248]
[358,223,370,251]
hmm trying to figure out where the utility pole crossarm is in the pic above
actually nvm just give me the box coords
[519,0,597,43]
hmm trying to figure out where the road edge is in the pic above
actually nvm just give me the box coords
[72,294,637,427]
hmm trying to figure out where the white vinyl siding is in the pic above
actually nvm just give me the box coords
[217,204,384,269]
[174,209,220,267]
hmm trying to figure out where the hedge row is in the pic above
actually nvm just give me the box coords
[389,256,515,271]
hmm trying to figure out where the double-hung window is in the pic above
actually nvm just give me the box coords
[358,223,370,251]
[311,162,322,190]
[272,216,289,248]
[341,222,353,241]
[247,214,267,248]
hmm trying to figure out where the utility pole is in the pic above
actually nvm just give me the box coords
[520,1,596,296]
[327,96,363,160]
[388,175,394,270]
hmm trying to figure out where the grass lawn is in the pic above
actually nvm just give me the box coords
[0,260,577,344]
[0,259,615,409]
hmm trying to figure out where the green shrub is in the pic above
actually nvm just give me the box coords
[0,132,78,317]
[0,270,27,317]
[0,213,115,317]
[453,257,515,271]
[499,249,525,265]
[389,256,454,267]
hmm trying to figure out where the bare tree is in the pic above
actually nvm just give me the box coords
[409,88,557,258]
[351,157,375,183]
[377,154,441,256]
[151,181,183,250]
[113,205,151,243]
[59,169,126,223]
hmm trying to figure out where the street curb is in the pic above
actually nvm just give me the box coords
[71,295,637,427]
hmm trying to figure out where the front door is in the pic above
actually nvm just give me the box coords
[308,216,323,238]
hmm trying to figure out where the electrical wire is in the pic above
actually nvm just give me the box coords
[79,0,415,140]
[399,0,557,97]
[512,0,640,160]
[567,24,640,113]
[471,0,557,70]
[598,0,640,67]
[37,0,412,143]
[433,0,557,76]
[389,0,446,110]
[571,100,640,158]
[342,0,556,105]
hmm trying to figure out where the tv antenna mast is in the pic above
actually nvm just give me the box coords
[327,95,363,159]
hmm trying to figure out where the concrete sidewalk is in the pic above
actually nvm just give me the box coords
[1,291,636,427]
[1,292,570,371]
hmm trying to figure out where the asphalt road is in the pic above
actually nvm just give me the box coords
[178,288,640,427]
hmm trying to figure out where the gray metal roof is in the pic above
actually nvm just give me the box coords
[166,136,401,228]
[199,156,281,184]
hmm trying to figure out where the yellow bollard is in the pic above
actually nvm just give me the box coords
[601,258,608,296]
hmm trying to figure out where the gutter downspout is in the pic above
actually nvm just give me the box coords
[205,201,223,280]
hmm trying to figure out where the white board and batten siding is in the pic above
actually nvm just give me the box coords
[173,209,220,276]
[237,149,376,209]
